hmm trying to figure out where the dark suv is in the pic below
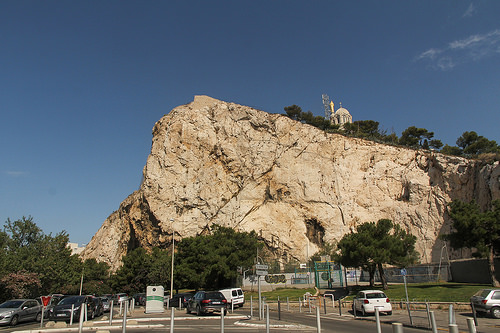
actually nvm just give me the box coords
[471,289,500,319]
[186,291,227,315]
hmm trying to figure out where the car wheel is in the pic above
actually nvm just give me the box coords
[491,307,500,319]
[10,314,19,326]
[196,305,201,316]
[36,312,42,322]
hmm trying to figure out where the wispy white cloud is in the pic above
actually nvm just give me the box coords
[415,29,500,70]
[5,171,29,177]
[463,3,476,18]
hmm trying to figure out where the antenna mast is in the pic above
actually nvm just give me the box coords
[322,94,331,120]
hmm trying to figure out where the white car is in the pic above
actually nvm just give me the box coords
[352,290,392,316]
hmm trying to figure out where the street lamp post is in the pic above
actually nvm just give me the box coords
[170,219,175,299]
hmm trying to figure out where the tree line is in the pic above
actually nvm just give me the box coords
[3,195,499,301]
[283,105,500,160]
[0,218,261,301]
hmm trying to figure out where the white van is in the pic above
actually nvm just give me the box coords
[219,288,244,307]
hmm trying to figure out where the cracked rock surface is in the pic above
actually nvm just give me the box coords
[82,96,500,271]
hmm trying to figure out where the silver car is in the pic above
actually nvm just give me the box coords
[0,299,43,326]
[470,289,500,319]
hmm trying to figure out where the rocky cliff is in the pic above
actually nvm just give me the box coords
[81,96,500,271]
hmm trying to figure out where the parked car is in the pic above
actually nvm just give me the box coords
[470,289,500,319]
[133,293,146,306]
[169,292,194,308]
[90,296,104,317]
[114,293,128,303]
[99,296,111,312]
[49,295,95,322]
[219,288,244,307]
[0,299,43,326]
[186,291,227,315]
[352,290,392,316]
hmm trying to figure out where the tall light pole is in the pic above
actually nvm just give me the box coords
[170,219,175,298]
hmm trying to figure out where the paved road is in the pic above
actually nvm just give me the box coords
[3,305,500,332]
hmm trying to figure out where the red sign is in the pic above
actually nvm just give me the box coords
[41,296,52,307]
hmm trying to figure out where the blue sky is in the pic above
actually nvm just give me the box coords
[1,1,499,245]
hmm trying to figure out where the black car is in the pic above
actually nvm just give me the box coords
[186,291,227,315]
[133,293,146,306]
[90,296,104,317]
[169,292,194,308]
[49,296,95,322]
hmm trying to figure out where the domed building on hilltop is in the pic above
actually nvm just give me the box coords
[329,101,352,126]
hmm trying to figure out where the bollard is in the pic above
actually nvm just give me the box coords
[470,302,478,327]
[78,301,85,333]
[287,297,289,312]
[122,300,127,333]
[266,304,270,333]
[392,323,404,333]
[170,306,174,333]
[375,307,382,333]
[448,324,459,333]
[250,296,253,318]
[448,304,455,325]
[278,299,281,320]
[299,297,302,313]
[323,296,327,314]
[69,304,74,326]
[309,296,312,313]
[466,318,476,333]
[316,305,321,333]
[220,307,225,333]
[84,303,88,322]
[231,301,234,314]
[338,299,342,316]
[119,300,123,316]
[109,300,114,325]
[430,311,438,333]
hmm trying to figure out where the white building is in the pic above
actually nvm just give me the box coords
[67,242,86,255]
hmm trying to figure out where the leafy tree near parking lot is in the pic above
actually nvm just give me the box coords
[1,216,82,295]
[443,200,500,287]
[336,219,419,289]
[0,270,41,299]
[175,225,262,290]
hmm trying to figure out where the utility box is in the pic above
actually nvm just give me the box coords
[145,285,164,313]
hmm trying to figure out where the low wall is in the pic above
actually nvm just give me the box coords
[242,272,316,291]
[450,258,500,284]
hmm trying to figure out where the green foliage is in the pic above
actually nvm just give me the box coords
[0,270,41,299]
[441,144,463,156]
[1,216,84,295]
[110,247,158,294]
[443,200,500,286]
[284,105,336,131]
[175,225,261,290]
[336,219,419,289]
[399,126,434,148]
[0,216,112,300]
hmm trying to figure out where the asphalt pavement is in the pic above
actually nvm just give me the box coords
[6,304,500,333]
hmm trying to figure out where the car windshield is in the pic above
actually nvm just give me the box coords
[474,289,492,298]
[366,293,386,299]
[58,296,84,305]
[0,300,24,308]
[206,292,223,299]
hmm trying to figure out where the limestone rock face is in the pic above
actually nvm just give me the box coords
[82,96,500,271]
